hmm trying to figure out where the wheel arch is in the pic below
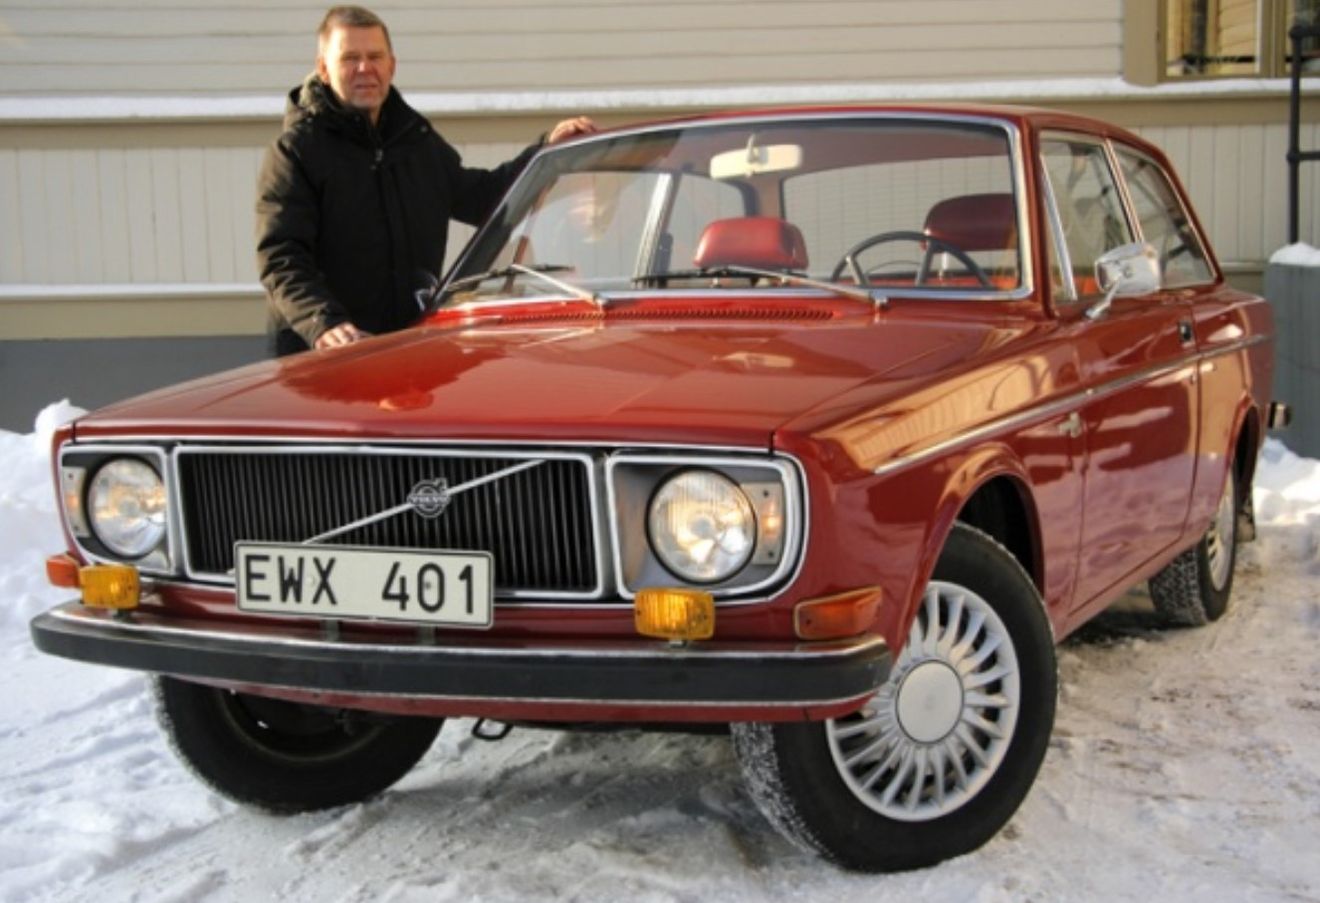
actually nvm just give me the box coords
[1232,400,1262,499]
[897,445,1045,643]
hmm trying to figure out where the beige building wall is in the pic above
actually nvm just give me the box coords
[0,0,1316,341]
[1,0,1122,95]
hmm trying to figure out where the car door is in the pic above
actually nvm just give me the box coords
[1039,133,1199,612]
[1113,144,1242,535]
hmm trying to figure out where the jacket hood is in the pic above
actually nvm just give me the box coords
[72,302,1008,451]
[283,75,417,141]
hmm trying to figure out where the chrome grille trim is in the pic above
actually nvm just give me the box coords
[172,445,605,600]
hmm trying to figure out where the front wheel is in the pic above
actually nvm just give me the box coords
[151,676,441,812]
[732,524,1057,872]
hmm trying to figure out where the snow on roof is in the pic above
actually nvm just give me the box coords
[0,77,1303,122]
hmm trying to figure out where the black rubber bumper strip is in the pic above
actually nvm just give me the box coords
[31,602,891,708]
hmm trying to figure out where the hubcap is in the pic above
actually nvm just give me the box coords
[826,581,1021,821]
[1206,472,1236,591]
[895,661,964,743]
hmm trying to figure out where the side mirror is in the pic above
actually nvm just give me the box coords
[1085,242,1161,320]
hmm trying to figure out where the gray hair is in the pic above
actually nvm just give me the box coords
[317,6,393,53]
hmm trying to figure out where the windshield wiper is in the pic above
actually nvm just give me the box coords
[441,263,604,308]
[637,266,883,307]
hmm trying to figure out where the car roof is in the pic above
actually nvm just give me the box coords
[570,103,1159,161]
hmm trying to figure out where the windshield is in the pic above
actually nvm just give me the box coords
[442,116,1024,304]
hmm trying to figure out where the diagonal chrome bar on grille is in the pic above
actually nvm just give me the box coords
[300,459,548,546]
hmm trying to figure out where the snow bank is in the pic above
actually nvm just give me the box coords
[0,401,84,631]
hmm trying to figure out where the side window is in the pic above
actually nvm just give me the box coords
[1116,148,1215,287]
[1039,137,1134,299]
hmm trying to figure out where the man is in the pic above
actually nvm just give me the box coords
[258,5,595,355]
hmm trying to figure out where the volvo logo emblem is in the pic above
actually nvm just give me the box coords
[407,478,452,518]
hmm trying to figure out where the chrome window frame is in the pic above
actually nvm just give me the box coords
[1036,130,1140,304]
[445,111,1037,306]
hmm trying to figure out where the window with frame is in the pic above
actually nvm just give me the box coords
[1135,0,1320,80]
[1039,137,1134,301]
[1114,148,1216,287]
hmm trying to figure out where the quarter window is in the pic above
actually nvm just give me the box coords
[1116,149,1215,287]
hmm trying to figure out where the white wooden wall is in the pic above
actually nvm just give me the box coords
[1,0,1315,340]
[0,146,260,285]
[0,0,1122,94]
[0,140,530,288]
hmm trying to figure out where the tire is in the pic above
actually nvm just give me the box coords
[151,676,441,812]
[1148,467,1237,627]
[732,523,1057,872]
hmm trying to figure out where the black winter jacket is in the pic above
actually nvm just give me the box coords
[257,77,540,355]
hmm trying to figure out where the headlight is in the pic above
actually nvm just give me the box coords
[88,458,167,559]
[648,470,755,583]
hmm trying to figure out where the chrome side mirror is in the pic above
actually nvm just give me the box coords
[1085,242,1161,320]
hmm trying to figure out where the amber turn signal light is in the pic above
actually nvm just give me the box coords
[80,564,141,610]
[634,588,715,642]
[794,587,882,640]
[46,553,82,589]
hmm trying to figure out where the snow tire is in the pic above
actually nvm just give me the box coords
[732,523,1057,872]
[1148,468,1238,627]
[151,676,441,812]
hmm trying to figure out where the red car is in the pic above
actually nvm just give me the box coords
[32,104,1285,872]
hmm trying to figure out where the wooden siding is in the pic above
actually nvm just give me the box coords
[0,0,1121,94]
[1,146,261,285]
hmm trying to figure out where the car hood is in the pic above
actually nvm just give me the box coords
[73,301,1009,449]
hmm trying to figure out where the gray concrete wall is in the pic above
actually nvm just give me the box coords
[1265,263,1320,459]
[0,335,265,433]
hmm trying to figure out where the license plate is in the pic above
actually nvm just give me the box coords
[235,542,493,629]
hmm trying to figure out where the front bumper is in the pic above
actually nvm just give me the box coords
[31,602,891,721]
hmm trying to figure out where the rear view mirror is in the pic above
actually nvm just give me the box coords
[710,138,803,180]
[1086,243,1161,320]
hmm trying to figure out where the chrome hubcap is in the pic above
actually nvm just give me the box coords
[1206,472,1236,591]
[826,581,1020,821]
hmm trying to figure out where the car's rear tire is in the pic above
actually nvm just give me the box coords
[151,676,441,812]
[732,523,1057,872]
[1148,468,1238,627]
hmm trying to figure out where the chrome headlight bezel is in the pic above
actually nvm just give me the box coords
[58,445,174,573]
[607,453,804,601]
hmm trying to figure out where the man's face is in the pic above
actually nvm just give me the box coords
[317,25,396,122]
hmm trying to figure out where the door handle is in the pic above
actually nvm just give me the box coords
[1057,411,1083,439]
[1178,319,1194,345]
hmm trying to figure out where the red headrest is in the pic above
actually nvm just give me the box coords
[693,217,809,271]
[923,193,1017,252]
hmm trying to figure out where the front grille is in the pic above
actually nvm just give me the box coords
[176,449,598,597]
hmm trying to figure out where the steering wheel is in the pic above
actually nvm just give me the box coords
[830,230,993,289]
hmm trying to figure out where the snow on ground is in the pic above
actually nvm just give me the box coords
[1,403,1317,902]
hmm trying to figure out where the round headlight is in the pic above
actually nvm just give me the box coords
[88,458,167,559]
[648,470,755,583]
